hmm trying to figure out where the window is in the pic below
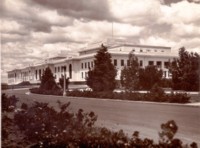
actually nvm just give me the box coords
[156,61,162,68]
[168,71,172,77]
[132,49,135,52]
[85,62,87,69]
[140,49,143,52]
[114,59,117,66]
[164,62,169,68]
[88,62,90,68]
[148,61,154,65]
[63,66,66,72]
[58,67,60,72]
[39,69,42,80]
[164,71,167,78]
[81,63,83,69]
[121,60,124,66]
[140,60,143,67]
[55,67,57,73]
[69,64,72,79]
[127,60,130,66]
[91,61,93,67]
[82,72,84,78]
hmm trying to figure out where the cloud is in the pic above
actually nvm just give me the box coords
[161,0,200,5]
[1,0,200,83]
[160,1,200,24]
[140,36,176,47]
[31,0,117,21]
[171,23,200,38]
[109,0,162,25]
[0,0,74,34]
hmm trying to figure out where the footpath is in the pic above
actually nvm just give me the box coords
[186,102,200,106]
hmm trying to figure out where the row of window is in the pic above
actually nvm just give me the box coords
[55,66,67,73]
[113,59,169,68]
[132,49,165,53]
[81,61,94,69]
[148,61,169,68]
[9,71,32,79]
[81,72,88,79]
[55,65,73,78]
[113,59,131,67]
[35,69,44,80]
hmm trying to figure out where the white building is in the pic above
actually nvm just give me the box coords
[7,38,177,85]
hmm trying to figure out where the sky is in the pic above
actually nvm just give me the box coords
[1,0,200,83]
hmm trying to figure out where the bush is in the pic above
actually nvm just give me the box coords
[1,83,9,90]
[67,90,190,103]
[167,92,190,103]
[17,81,31,86]
[2,94,197,147]
[30,87,62,96]
[14,101,98,147]
[2,93,19,112]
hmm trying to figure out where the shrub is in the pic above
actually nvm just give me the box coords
[13,101,197,147]
[30,87,62,96]
[2,93,19,112]
[1,83,9,90]
[2,94,197,147]
[17,81,31,86]
[167,92,190,103]
[67,90,190,103]
[14,101,97,147]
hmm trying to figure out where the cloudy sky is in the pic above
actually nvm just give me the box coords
[1,0,200,83]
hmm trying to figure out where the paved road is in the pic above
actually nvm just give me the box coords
[3,89,200,146]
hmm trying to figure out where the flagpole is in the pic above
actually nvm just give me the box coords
[112,22,113,39]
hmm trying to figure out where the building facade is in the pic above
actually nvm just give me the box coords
[7,39,177,85]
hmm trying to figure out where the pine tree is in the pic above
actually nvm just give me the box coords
[40,67,59,90]
[170,47,200,91]
[86,44,117,92]
[120,53,140,91]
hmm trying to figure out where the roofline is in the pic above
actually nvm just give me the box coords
[79,44,171,53]
[109,44,171,49]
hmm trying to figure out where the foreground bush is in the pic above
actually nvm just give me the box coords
[2,93,19,112]
[2,94,197,147]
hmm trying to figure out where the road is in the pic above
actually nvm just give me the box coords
[2,89,200,146]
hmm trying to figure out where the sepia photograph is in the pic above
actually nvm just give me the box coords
[1,0,200,147]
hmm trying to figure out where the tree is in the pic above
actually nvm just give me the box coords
[120,53,140,91]
[170,47,200,91]
[40,67,59,91]
[139,65,163,90]
[59,75,70,89]
[86,44,117,92]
